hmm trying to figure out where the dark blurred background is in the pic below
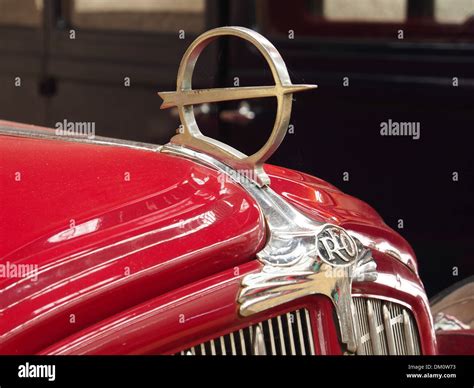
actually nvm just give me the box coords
[0,0,473,297]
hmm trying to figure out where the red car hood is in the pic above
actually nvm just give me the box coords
[0,120,417,353]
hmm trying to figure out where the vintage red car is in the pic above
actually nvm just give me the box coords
[0,26,472,356]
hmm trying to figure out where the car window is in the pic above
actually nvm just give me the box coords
[259,0,474,41]
[0,0,42,27]
[70,0,206,33]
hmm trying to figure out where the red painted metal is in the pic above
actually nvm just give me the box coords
[436,330,474,355]
[266,164,418,272]
[0,124,265,354]
[40,253,435,355]
[40,261,343,355]
[0,120,435,354]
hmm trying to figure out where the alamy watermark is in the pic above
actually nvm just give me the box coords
[55,119,95,139]
[217,168,260,186]
[18,362,55,382]
[380,119,420,140]
[0,260,39,281]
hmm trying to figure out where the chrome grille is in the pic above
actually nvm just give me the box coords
[177,299,421,356]
[178,309,315,355]
[353,297,421,355]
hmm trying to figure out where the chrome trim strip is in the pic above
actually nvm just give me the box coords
[0,125,161,152]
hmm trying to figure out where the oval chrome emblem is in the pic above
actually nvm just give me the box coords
[316,224,358,266]
[158,26,316,186]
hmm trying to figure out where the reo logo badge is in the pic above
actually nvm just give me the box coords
[316,224,358,266]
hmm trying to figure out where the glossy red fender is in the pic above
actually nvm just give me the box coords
[40,253,436,355]
[0,120,435,354]
[0,121,267,354]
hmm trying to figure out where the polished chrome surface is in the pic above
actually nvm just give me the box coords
[403,310,416,354]
[433,312,471,331]
[354,297,420,355]
[178,309,315,356]
[0,124,161,152]
[158,26,316,186]
[161,143,377,353]
[316,224,359,265]
[252,324,267,355]
[366,300,383,355]
[161,143,327,267]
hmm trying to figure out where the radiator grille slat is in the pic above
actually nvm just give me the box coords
[276,315,287,355]
[374,299,388,355]
[286,313,297,355]
[239,329,246,355]
[229,332,237,355]
[178,309,314,356]
[354,298,421,355]
[367,300,382,355]
[295,310,307,355]
[266,319,277,355]
[304,309,316,355]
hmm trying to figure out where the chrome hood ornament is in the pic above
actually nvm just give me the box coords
[158,26,316,186]
[158,27,377,353]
